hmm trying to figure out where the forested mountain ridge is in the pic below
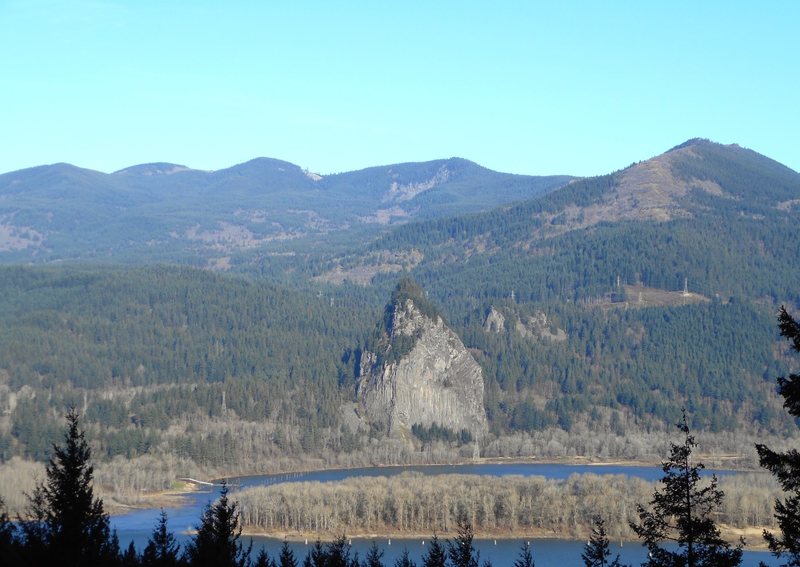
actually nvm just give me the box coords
[363,138,800,253]
[310,139,800,445]
[0,265,383,466]
[324,139,800,304]
[0,263,793,472]
[1,139,799,485]
[0,157,571,264]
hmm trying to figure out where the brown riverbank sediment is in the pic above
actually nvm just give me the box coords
[237,525,772,551]
[103,480,202,515]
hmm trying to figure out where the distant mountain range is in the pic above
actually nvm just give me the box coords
[3,138,798,303]
[0,157,571,264]
[1,138,800,465]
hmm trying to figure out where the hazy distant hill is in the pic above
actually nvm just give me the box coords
[0,157,571,264]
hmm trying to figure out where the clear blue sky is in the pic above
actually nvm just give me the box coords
[1,1,797,176]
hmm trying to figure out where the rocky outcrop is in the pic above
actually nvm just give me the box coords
[357,284,488,447]
[484,306,506,333]
[381,165,451,204]
[516,311,567,342]
[485,306,567,342]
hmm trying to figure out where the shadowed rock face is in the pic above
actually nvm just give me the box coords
[358,299,488,442]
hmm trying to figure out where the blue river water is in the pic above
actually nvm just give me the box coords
[110,463,778,566]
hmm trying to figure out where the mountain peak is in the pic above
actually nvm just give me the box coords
[113,163,194,176]
[225,157,304,172]
[384,278,443,334]
[467,138,800,245]
[667,138,714,152]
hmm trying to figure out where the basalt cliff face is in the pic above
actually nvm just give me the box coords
[357,292,488,443]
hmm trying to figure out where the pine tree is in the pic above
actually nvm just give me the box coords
[303,540,325,567]
[364,541,385,567]
[581,517,620,567]
[19,483,49,565]
[122,540,141,567]
[448,519,480,567]
[756,306,800,565]
[513,543,535,567]
[142,509,182,566]
[23,408,117,567]
[184,480,251,567]
[394,548,417,567]
[421,535,447,567]
[630,411,742,567]
[324,536,358,567]
[279,541,298,567]
[109,530,123,564]
[0,498,21,567]
[253,548,275,567]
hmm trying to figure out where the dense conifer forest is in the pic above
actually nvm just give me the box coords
[0,263,792,472]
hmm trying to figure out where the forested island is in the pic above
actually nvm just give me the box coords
[234,471,778,543]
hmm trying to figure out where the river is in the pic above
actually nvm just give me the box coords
[111,462,778,566]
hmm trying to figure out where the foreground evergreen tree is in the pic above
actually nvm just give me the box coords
[421,535,447,567]
[142,509,183,567]
[513,543,535,567]
[22,408,118,567]
[364,541,385,567]
[300,537,358,567]
[394,548,417,567]
[279,541,298,567]
[582,517,620,567]
[123,541,141,567]
[184,481,251,567]
[447,518,480,567]
[303,540,325,567]
[0,498,21,567]
[630,411,742,567]
[756,306,800,566]
[253,548,275,567]
[324,536,358,567]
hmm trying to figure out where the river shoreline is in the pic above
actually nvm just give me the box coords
[105,460,777,554]
[105,453,758,515]
[208,452,752,485]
